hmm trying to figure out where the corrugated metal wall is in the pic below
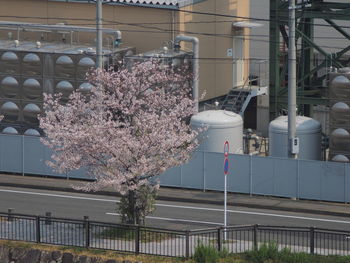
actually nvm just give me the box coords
[1,134,349,202]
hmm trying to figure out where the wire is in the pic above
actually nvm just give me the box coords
[1,2,350,30]
[1,19,347,51]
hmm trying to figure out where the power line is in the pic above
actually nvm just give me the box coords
[0,19,346,51]
[1,4,350,30]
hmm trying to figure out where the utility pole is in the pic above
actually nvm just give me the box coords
[288,0,298,158]
[96,0,103,69]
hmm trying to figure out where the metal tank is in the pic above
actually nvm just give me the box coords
[0,39,135,135]
[190,110,243,153]
[269,116,321,160]
[330,128,350,152]
[329,68,350,161]
[332,154,349,163]
[330,102,350,127]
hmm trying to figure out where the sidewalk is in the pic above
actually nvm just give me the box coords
[0,173,350,218]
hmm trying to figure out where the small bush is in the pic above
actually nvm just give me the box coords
[193,242,231,263]
[245,243,279,263]
[193,243,219,263]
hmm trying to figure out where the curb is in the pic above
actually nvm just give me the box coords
[1,181,350,219]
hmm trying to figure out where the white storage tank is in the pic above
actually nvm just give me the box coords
[269,116,321,160]
[190,110,243,153]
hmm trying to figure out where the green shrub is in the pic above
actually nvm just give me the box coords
[193,242,232,263]
[193,243,220,263]
[245,243,279,263]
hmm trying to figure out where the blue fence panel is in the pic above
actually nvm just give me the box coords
[204,152,225,191]
[346,164,350,203]
[67,167,90,179]
[252,156,274,195]
[2,133,350,203]
[181,151,204,189]
[158,166,182,187]
[229,154,250,194]
[272,157,298,198]
[321,161,345,202]
[42,145,67,177]
[0,134,23,173]
[299,160,322,200]
[23,136,47,175]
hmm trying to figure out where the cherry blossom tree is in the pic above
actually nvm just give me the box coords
[39,60,199,224]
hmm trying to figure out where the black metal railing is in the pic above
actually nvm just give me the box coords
[0,211,349,258]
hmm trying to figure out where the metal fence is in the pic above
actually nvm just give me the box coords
[0,211,350,258]
[1,134,350,203]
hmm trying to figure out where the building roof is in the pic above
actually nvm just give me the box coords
[103,0,204,8]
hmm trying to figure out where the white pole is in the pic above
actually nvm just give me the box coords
[288,0,297,158]
[96,0,103,69]
[224,173,227,241]
[223,141,229,241]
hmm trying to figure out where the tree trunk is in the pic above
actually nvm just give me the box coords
[128,190,139,225]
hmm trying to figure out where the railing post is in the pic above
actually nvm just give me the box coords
[7,208,13,222]
[185,230,190,259]
[36,216,41,243]
[45,212,52,225]
[310,226,315,254]
[135,225,140,255]
[84,216,90,248]
[217,227,222,252]
[253,224,258,250]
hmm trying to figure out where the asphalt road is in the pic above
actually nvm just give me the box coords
[0,186,350,231]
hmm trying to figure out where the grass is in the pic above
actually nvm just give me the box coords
[2,240,350,263]
[243,243,350,263]
[0,240,186,263]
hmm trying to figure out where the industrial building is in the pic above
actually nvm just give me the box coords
[0,0,349,203]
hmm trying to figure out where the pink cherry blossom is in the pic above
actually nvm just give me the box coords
[39,60,199,195]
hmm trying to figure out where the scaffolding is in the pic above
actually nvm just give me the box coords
[269,0,350,119]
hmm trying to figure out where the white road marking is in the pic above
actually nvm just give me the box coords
[156,203,350,224]
[0,188,116,202]
[0,188,349,225]
[106,212,222,225]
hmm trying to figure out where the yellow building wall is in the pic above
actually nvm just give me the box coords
[0,0,250,101]
[179,0,250,100]
[0,0,173,51]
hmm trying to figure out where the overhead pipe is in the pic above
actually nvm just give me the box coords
[174,35,199,112]
[0,21,122,45]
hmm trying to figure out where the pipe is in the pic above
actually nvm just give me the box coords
[0,21,122,44]
[174,35,199,112]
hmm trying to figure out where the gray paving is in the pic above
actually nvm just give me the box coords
[0,173,350,218]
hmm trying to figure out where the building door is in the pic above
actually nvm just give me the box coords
[233,36,244,87]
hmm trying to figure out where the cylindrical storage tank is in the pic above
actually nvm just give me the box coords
[55,55,75,79]
[22,53,42,76]
[190,110,243,153]
[269,116,321,160]
[332,154,350,163]
[330,102,350,127]
[330,128,350,152]
[329,72,350,100]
